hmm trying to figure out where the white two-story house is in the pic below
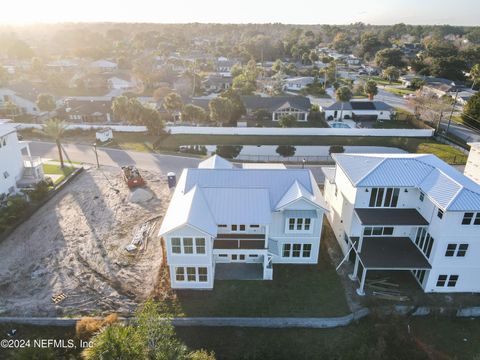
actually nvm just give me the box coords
[0,122,43,197]
[323,153,480,295]
[159,155,327,289]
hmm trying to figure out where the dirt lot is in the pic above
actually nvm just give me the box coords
[0,166,171,317]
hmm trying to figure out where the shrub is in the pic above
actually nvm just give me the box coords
[29,180,51,202]
[76,313,119,341]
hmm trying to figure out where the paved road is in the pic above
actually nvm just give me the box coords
[29,141,202,175]
[29,141,332,183]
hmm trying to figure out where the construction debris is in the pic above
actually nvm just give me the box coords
[51,293,67,304]
[367,278,410,302]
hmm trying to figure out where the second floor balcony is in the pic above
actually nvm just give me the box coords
[214,233,266,250]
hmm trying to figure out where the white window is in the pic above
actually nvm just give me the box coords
[231,224,246,232]
[414,227,434,258]
[171,238,181,254]
[175,267,185,281]
[198,267,208,282]
[196,238,206,254]
[286,218,312,232]
[437,208,444,219]
[445,243,468,257]
[186,267,196,281]
[436,274,458,287]
[170,237,207,255]
[363,227,394,236]
[282,243,312,258]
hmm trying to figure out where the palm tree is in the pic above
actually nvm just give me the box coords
[335,86,353,122]
[38,118,67,167]
[471,64,480,90]
[364,80,378,101]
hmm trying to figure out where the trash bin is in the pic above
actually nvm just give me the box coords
[167,172,176,188]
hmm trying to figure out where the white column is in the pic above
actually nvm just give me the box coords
[349,255,360,281]
[356,267,367,296]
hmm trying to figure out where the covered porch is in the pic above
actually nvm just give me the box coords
[214,263,264,280]
[349,236,432,296]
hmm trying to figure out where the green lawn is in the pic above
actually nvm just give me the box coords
[359,75,401,86]
[384,87,415,97]
[157,133,427,150]
[2,317,480,359]
[171,238,350,317]
[373,120,417,129]
[416,142,468,164]
[177,317,480,360]
[42,164,76,184]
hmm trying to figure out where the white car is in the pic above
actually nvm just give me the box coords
[403,93,416,99]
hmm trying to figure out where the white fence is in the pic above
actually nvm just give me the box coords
[167,126,434,137]
[12,123,148,132]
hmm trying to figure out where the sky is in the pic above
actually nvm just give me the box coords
[1,0,479,26]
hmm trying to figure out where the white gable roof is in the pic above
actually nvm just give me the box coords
[159,173,217,236]
[334,153,480,211]
[276,180,317,210]
[198,155,234,169]
[159,166,326,237]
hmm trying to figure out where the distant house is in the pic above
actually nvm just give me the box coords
[0,88,40,116]
[401,75,459,97]
[0,122,43,197]
[62,97,113,123]
[216,58,239,74]
[46,59,79,72]
[107,76,135,90]
[453,89,477,106]
[89,60,118,73]
[283,77,316,91]
[203,74,232,93]
[242,96,311,122]
[158,155,327,289]
[322,101,394,122]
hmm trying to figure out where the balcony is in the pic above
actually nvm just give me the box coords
[23,156,42,168]
[214,233,266,250]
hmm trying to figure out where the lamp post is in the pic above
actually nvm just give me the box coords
[302,158,306,169]
[93,142,100,169]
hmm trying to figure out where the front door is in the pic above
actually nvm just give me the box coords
[231,254,246,262]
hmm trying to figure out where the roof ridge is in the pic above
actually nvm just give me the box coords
[355,157,387,186]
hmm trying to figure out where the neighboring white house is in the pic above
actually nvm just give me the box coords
[322,101,394,122]
[283,77,316,91]
[107,76,135,90]
[323,153,480,295]
[89,60,118,73]
[464,142,480,183]
[0,88,40,115]
[159,155,327,289]
[0,122,43,197]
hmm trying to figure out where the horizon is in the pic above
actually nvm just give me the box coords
[1,0,479,26]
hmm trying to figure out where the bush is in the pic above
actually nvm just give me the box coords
[215,145,243,159]
[76,313,119,341]
[276,145,296,157]
[29,180,51,202]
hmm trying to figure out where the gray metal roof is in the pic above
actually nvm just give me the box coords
[324,101,393,112]
[334,153,480,212]
[159,155,326,236]
[241,96,311,112]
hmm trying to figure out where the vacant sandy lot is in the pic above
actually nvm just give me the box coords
[0,166,170,317]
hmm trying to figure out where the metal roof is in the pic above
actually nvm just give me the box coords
[334,153,480,211]
[159,162,327,237]
[276,180,316,210]
[202,187,272,224]
[284,210,318,219]
[325,101,393,111]
[198,155,234,169]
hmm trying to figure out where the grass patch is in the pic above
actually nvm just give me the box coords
[157,134,430,150]
[177,317,480,360]
[360,76,401,86]
[373,120,417,129]
[384,87,415,97]
[42,164,76,184]
[416,142,467,164]
[171,238,349,317]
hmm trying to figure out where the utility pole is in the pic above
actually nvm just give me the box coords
[93,142,100,169]
[446,89,459,136]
